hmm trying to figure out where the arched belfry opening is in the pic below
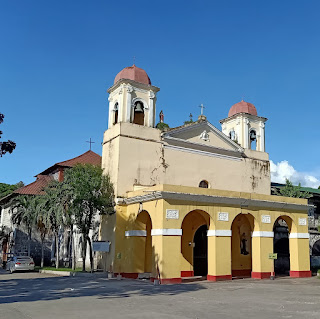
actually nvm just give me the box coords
[273,216,291,276]
[133,101,145,125]
[249,129,257,150]
[113,103,119,125]
[231,213,254,278]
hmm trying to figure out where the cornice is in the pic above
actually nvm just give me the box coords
[107,79,160,94]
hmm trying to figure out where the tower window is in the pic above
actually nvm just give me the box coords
[250,130,257,150]
[133,101,144,125]
[199,180,209,188]
[113,103,119,125]
[229,130,236,141]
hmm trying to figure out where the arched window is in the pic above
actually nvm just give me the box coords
[199,180,209,188]
[229,130,236,141]
[113,103,119,125]
[133,101,144,125]
[249,129,257,150]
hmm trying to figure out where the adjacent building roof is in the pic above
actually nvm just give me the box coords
[114,65,151,85]
[37,150,101,176]
[14,175,53,195]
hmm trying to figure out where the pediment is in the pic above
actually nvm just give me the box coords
[163,121,244,155]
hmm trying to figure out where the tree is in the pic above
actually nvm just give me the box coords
[10,195,37,256]
[63,164,114,272]
[183,113,194,125]
[0,113,16,157]
[276,179,311,199]
[0,182,24,199]
[42,180,70,269]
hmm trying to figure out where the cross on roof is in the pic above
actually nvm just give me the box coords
[199,103,205,115]
[86,138,95,150]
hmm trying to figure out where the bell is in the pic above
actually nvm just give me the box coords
[250,130,256,140]
[135,102,144,113]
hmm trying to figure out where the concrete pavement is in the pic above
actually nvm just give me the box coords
[0,269,319,319]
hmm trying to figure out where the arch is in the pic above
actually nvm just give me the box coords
[131,98,149,126]
[231,213,254,278]
[181,210,210,277]
[249,129,257,150]
[273,216,293,276]
[199,180,209,188]
[113,102,119,125]
[312,239,320,256]
[135,210,152,273]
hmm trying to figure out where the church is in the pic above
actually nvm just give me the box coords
[99,65,311,283]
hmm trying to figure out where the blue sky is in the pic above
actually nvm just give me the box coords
[1,0,320,187]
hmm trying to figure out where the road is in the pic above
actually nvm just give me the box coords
[0,270,319,319]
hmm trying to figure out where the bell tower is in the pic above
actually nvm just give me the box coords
[220,100,267,152]
[107,65,160,129]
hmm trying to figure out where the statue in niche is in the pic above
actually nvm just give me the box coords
[240,232,249,255]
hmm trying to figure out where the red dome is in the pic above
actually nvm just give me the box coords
[114,65,151,85]
[228,100,257,117]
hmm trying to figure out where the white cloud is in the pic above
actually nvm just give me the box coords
[270,160,320,189]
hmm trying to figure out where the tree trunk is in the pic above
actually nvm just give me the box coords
[55,232,59,269]
[87,236,94,273]
[82,235,87,272]
[71,226,76,271]
[28,229,31,257]
[41,238,44,268]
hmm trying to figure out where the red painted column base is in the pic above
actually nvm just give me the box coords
[290,271,312,278]
[115,272,139,279]
[181,271,194,277]
[207,274,232,281]
[160,277,182,284]
[251,272,271,279]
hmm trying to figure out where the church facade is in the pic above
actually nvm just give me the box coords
[100,65,311,283]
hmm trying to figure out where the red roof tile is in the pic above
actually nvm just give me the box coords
[114,65,151,85]
[14,175,53,195]
[37,150,101,176]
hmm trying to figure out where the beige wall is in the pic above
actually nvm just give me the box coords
[102,122,270,197]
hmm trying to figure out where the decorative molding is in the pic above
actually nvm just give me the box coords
[218,212,229,221]
[166,209,179,219]
[199,130,210,141]
[164,144,242,162]
[259,122,265,128]
[126,85,133,93]
[149,91,155,99]
[261,215,271,224]
[151,229,182,236]
[289,233,310,239]
[125,230,147,237]
[207,230,232,237]
[252,231,274,238]
[298,218,307,226]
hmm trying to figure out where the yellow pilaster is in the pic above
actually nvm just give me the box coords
[289,238,311,277]
[207,236,232,281]
[153,234,182,284]
[251,237,273,278]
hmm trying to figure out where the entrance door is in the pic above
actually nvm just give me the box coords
[193,225,208,276]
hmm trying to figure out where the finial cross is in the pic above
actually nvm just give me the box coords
[199,103,205,115]
[86,138,95,150]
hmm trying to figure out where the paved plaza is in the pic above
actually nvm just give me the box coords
[0,270,319,319]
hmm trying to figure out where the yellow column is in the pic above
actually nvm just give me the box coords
[251,235,273,279]
[207,231,232,281]
[152,229,182,284]
[289,236,311,277]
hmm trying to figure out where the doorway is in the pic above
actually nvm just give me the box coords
[193,225,208,276]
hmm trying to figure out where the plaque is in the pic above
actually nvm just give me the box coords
[218,212,229,221]
[262,215,271,224]
[166,209,179,219]
[298,218,307,226]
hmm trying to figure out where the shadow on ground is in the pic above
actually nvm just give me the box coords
[0,272,206,305]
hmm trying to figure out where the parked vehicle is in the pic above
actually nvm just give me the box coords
[6,256,35,273]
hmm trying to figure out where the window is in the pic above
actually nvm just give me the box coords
[133,101,144,125]
[199,180,209,188]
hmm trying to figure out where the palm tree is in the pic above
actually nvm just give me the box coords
[10,195,37,257]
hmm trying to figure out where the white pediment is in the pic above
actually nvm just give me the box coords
[163,121,244,156]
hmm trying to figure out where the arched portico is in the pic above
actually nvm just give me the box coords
[181,210,210,277]
[231,213,254,278]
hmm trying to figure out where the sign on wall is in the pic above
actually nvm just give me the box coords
[166,209,179,219]
[92,241,110,252]
[269,253,277,260]
[262,215,271,224]
[218,212,229,221]
[298,218,307,226]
